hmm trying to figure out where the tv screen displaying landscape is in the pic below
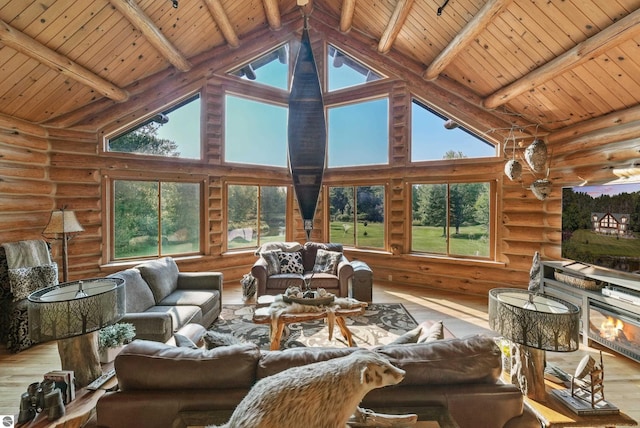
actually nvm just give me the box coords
[562,183,640,274]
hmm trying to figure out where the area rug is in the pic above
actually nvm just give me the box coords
[210,303,418,350]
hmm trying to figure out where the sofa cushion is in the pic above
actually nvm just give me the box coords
[257,347,356,379]
[312,249,342,274]
[159,289,220,317]
[115,340,261,390]
[375,335,502,386]
[260,250,281,275]
[302,242,343,271]
[137,257,179,303]
[277,251,304,274]
[145,305,202,331]
[108,268,155,313]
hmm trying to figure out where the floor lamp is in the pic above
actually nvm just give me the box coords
[43,208,84,283]
[28,278,125,388]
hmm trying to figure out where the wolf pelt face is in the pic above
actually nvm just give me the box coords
[208,350,405,428]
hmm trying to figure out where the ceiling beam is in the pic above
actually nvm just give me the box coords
[262,0,282,30]
[483,7,640,109]
[378,0,414,53]
[340,0,356,33]
[110,0,191,72]
[0,19,129,102]
[203,0,240,48]
[424,0,513,80]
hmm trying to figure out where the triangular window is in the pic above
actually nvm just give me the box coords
[228,44,289,90]
[327,45,384,91]
[411,99,496,161]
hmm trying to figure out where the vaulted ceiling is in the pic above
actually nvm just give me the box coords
[1,0,639,139]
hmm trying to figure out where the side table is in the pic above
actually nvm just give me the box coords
[16,363,117,428]
[525,379,637,428]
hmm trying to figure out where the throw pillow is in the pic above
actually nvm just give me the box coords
[173,333,199,349]
[202,331,244,349]
[389,325,424,345]
[260,250,281,276]
[277,251,304,274]
[312,249,342,274]
[417,320,445,343]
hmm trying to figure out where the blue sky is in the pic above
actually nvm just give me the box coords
[577,183,640,198]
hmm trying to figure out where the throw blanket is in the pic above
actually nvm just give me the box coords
[1,240,58,301]
[254,241,302,256]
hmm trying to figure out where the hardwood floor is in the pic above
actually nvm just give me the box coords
[1,281,639,424]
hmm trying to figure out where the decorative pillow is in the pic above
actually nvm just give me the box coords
[260,250,281,276]
[417,320,445,343]
[173,333,199,349]
[312,249,342,275]
[277,251,304,274]
[202,331,244,349]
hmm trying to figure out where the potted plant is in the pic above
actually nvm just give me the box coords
[98,323,136,363]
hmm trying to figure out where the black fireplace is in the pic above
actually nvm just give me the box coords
[588,301,640,363]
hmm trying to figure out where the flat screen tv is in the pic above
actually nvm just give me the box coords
[562,182,640,275]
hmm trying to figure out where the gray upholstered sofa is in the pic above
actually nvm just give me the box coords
[251,241,353,297]
[107,257,222,342]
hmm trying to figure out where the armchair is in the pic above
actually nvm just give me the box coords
[251,242,353,298]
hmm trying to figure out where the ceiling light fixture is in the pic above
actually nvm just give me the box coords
[437,0,450,16]
[171,0,178,8]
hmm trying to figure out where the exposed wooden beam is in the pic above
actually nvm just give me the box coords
[0,19,129,103]
[424,0,512,80]
[548,103,640,144]
[203,0,240,48]
[110,0,191,72]
[483,7,640,109]
[262,0,282,30]
[0,111,48,138]
[378,0,414,54]
[340,0,357,33]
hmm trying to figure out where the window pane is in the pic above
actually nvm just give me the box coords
[108,95,201,159]
[411,183,448,254]
[260,186,287,243]
[227,185,258,250]
[411,100,495,161]
[448,182,490,257]
[327,46,383,91]
[114,181,160,259]
[356,186,385,248]
[225,95,287,167]
[329,186,355,246]
[160,182,200,255]
[229,44,289,90]
[328,98,389,167]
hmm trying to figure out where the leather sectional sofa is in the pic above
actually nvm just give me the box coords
[106,257,222,343]
[95,322,539,428]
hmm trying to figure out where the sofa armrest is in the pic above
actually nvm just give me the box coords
[336,255,354,297]
[177,272,223,292]
[121,312,173,343]
[251,258,268,296]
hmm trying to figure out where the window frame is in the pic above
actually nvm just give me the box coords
[408,179,496,261]
[104,173,206,263]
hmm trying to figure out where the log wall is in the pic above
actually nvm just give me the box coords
[1,18,639,297]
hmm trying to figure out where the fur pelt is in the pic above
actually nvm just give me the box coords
[207,350,405,428]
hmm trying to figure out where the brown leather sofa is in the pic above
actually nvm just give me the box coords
[251,241,354,297]
[96,322,540,428]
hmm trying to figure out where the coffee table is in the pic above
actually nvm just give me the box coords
[252,295,367,350]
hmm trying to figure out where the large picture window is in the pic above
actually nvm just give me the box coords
[227,184,287,250]
[328,185,385,249]
[411,182,491,258]
[113,180,201,259]
[108,95,201,159]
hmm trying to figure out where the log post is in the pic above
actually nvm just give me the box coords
[511,343,547,402]
[57,331,102,388]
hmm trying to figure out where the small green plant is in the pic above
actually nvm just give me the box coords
[98,323,136,351]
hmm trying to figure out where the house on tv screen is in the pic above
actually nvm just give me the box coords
[592,212,630,236]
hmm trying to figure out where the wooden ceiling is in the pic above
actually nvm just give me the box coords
[1,0,639,136]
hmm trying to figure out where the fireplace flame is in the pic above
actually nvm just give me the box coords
[600,316,624,341]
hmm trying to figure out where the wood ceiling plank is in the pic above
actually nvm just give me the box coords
[569,65,621,113]
[586,56,637,109]
[0,58,47,113]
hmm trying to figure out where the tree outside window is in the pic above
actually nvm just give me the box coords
[113,180,201,259]
[227,184,287,250]
[411,182,490,257]
[329,185,385,249]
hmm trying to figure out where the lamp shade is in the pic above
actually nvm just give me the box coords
[488,288,580,352]
[43,209,84,235]
[28,278,125,342]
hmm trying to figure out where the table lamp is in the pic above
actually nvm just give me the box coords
[42,208,84,283]
[488,288,580,401]
[28,278,125,388]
